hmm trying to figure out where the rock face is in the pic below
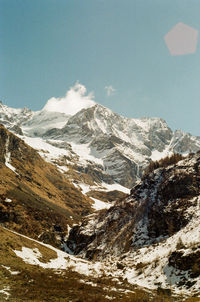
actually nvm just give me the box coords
[67,152,200,258]
[1,101,200,188]
[65,152,200,294]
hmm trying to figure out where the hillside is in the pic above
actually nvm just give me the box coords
[0,125,93,247]
[66,152,200,298]
[1,226,199,301]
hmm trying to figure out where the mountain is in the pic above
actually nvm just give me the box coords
[0,126,199,300]
[0,101,32,135]
[1,89,200,300]
[1,97,200,192]
[41,104,200,187]
[0,125,93,248]
[66,152,200,296]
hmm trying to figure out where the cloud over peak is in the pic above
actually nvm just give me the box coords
[43,83,96,115]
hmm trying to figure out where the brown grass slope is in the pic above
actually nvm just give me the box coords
[0,125,93,247]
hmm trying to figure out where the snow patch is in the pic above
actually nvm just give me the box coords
[70,142,103,166]
[22,136,70,162]
[0,286,10,299]
[4,136,17,174]
[13,246,102,277]
[150,149,172,161]
[57,165,69,173]
[101,183,130,194]
[2,265,19,275]
[5,198,12,203]
[76,183,91,194]
[8,228,102,278]
[91,198,112,211]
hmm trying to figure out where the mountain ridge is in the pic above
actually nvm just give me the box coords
[0,100,200,189]
[1,99,200,299]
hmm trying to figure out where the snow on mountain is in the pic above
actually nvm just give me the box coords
[10,228,102,276]
[0,101,32,134]
[2,226,171,301]
[0,124,95,248]
[21,136,71,162]
[1,84,200,191]
[40,103,200,187]
[1,87,200,298]
[66,152,200,296]
[4,134,18,174]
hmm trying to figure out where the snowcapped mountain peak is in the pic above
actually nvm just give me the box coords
[0,101,22,116]
[42,82,96,116]
[0,102,33,134]
[1,87,200,188]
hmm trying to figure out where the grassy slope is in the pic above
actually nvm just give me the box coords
[0,125,93,246]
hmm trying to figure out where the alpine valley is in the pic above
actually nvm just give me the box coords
[0,84,199,301]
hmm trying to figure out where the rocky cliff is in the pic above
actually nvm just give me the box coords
[66,152,200,295]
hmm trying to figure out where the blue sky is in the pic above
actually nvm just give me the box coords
[1,0,200,135]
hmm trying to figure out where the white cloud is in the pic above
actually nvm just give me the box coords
[42,82,96,115]
[105,85,116,96]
